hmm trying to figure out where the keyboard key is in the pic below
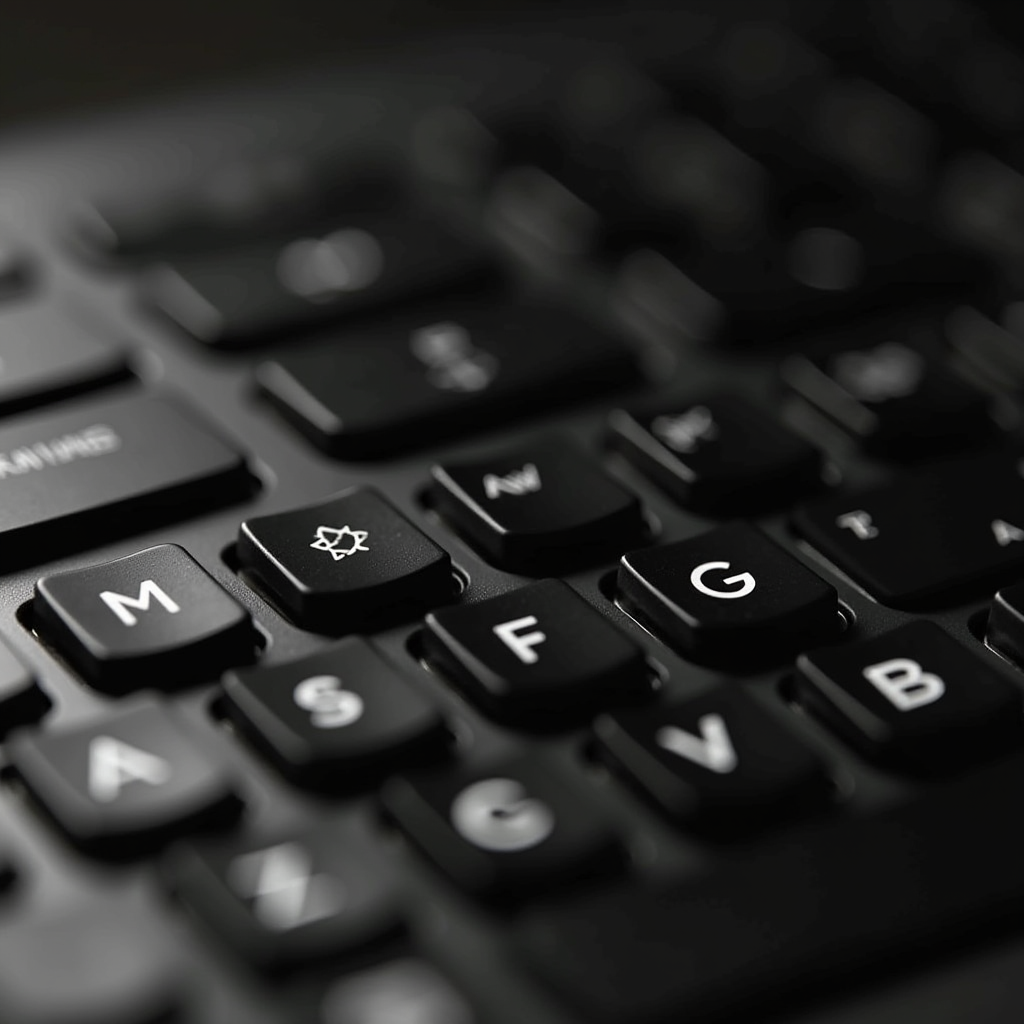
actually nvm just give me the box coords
[594,691,826,833]
[609,395,824,513]
[257,301,638,458]
[222,638,448,785]
[0,907,183,1024]
[614,211,981,346]
[9,696,240,853]
[381,754,620,901]
[514,754,1024,1024]
[618,523,840,664]
[35,544,255,693]
[423,579,650,723]
[238,487,453,633]
[0,392,251,570]
[987,581,1024,666]
[73,155,394,262]
[167,828,402,970]
[0,635,49,732]
[0,305,130,418]
[321,959,477,1024]
[796,622,1023,771]
[782,330,992,457]
[793,453,1024,606]
[145,212,490,348]
[430,435,643,570]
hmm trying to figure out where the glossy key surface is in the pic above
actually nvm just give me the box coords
[146,213,490,348]
[0,392,251,571]
[430,434,643,570]
[618,523,840,664]
[257,301,638,458]
[238,487,454,633]
[0,305,129,417]
[793,453,1024,606]
[35,544,255,693]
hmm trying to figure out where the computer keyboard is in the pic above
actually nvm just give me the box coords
[2,2,1024,1022]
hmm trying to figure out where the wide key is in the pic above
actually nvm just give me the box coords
[793,452,1024,606]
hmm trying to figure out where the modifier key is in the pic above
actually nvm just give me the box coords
[793,452,1024,606]
[0,393,251,571]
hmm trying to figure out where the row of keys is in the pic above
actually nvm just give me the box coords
[10,616,1019,865]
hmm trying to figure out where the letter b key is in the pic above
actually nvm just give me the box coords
[796,622,1022,771]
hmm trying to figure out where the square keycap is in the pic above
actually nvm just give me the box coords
[238,487,453,632]
[9,696,240,852]
[35,544,255,692]
[424,579,650,723]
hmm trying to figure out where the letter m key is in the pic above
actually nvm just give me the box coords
[99,580,181,627]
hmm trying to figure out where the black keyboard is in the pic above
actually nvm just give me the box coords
[4,4,1024,1023]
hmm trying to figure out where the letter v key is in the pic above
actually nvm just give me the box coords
[655,714,738,774]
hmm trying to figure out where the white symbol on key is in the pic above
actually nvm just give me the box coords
[492,616,547,664]
[863,658,945,711]
[836,509,880,540]
[293,675,364,729]
[690,561,756,599]
[88,736,172,803]
[656,714,738,774]
[410,322,499,393]
[992,519,1024,547]
[228,842,346,931]
[651,406,719,453]
[831,343,924,402]
[99,580,181,627]
[276,228,384,302]
[309,525,370,561]
[483,463,542,499]
[450,778,555,852]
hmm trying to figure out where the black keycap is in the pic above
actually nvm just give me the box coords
[145,213,490,348]
[987,580,1024,666]
[782,331,992,457]
[792,453,1024,606]
[222,638,447,785]
[795,622,1022,771]
[9,696,240,853]
[514,755,1024,1024]
[0,635,49,732]
[429,435,643,570]
[0,305,130,418]
[594,691,826,833]
[0,907,183,1024]
[167,828,402,970]
[239,488,453,633]
[614,211,981,346]
[321,959,477,1024]
[0,392,251,571]
[618,523,840,664]
[609,395,824,513]
[35,544,255,693]
[423,579,650,724]
[257,301,637,459]
[381,754,620,901]
[72,154,393,262]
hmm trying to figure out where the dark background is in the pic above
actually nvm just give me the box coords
[0,1,551,127]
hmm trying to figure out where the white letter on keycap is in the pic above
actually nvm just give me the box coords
[492,616,547,664]
[99,580,181,627]
[656,715,738,774]
[863,658,945,711]
[88,736,172,802]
